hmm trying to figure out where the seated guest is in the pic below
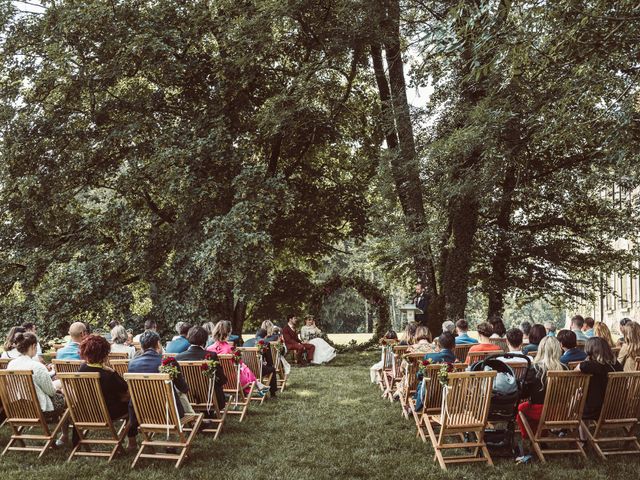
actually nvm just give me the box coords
[176,326,227,408]
[496,328,528,364]
[520,321,532,344]
[414,332,457,411]
[544,321,556,337]
[207,321,269,395]
[127,330,190,451]
[441,320,455,335]
[1,326,26,359]
[133,319,157,343]
[202,321,216,347]
[570,315,589,343]
[407,326,435,354]
[399,322,418,345]
[166,322,192,354]
[617,321,640,372]
[370,330,399,384]
[558,329,587,364]
[104,320,119,342]
[465,322,501,363]
[593,321,615,347]
[522,324,546,355]
[576,337,622,420]
[266,325,291,376]
[110,325,136,359]
[489,318,506,338]
[454,319,478,345]
[583,317,595,338]
[8,332,69,445]
[243,328,267,348]
[56,322,88,360]
[78,335,129,420]
[282,315,315,365]
[516,336,566,458]
[617,318,633,346]
[22,322,45,362]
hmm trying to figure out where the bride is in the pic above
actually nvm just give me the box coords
[300,316,336,364]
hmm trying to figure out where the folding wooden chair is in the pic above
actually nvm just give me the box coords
[52,359,84,373]
[0,359,11,370]
[0,370,70,457]
[453,344,472,363]
[518,371,590,463]
[467,350,503,365]
[508,362,530,381]
[377,344,395,395]
[489,338,508,351]
[269,343,288,392]
[125,373,203,468]
[58,372,129,462]
[414,363,467,442]
[400,353,424,418]
[178,361,228,440]
[239,347,274,404]
[567,361,581,370]
[383,345,409,401]
[218,354,255,422]
[110,359,129,378]
[424,370,496,470]
[582,371,640,459]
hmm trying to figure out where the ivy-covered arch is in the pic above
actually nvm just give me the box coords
[309,275,390,350]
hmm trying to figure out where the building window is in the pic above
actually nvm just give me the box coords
[620,274,630,310]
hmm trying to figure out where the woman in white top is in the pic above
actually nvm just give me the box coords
[7,332,69,444]
[109,326,136,359]
[300,317,336,364]
[1,326,26,359]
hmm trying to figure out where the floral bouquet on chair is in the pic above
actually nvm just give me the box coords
[231,348,243,365]
[200,353,219,379]
[417,358,432,377]
[159,356,180,380]
[256,339,270,356]
[273,338,286,355]
[438,362,455,386]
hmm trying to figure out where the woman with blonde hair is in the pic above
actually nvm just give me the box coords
[399,322,417,346]
[407,325,435,354]
[207,321,269,396]
[593,322,615,348]
[516,336,566,453]
[261,320,275,336]
[618,321,640,372]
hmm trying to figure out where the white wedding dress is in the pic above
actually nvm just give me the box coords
[300,326,336,364]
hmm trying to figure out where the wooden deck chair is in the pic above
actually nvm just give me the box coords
[124,373,203,469]
[58,372,129,462]
[218,354,255,422]
[424,370,496,470]
[378,345,396,396]
[178,361,228,440]
[239,348,273,404]
[489,338,508,351]
[110,360,129,378]
[567,361,581,370]
[0,359,11,370]
[454,344,472,363]
[0,370,70,457]
[414,363,467,442]
[508,362,530,381]
[467,349,503,366]
[582,371,640,459]
[52,359,84,373]
[518,370,590,463]
[269,343,288,392]
[383,345,409,402]
[400,353,425,418]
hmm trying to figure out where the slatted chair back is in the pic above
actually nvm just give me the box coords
[58,372,128,462]
[381,345,395,370]
[239,348,262,379]
[392,345,410,377]
[527,350,538,358]
[583,371,640,459]
[539,371,590,428]
[508,362,530,381]
[0,358,11,370]
[124,373,203,468]
[489,337,508,351]
[178,361,226,439]
[467,349,503,365]
[421,363,468,414]
[402,353,425,398]
[110,359,129,377]
[0,370,69,457]
[635,356,640,371]
[454,344,472,363]
[218,354,253,422]
[52,359,84,373]
[567,361,581,370]
[269,342,288,392]
[108,352,129,361]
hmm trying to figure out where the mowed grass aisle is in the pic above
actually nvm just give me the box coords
[1,352,639,479]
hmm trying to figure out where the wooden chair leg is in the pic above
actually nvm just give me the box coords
[518,411,545,463]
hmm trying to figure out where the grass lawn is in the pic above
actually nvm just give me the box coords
[0,351,638,479]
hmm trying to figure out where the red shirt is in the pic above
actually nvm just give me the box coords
[465,343,502,364]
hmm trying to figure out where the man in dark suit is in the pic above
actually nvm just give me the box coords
[127,330,189,451]
[283,315,314,365]
[176,326,227,408]
[413,282,428,326]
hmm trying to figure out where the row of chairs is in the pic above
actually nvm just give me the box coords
[377,344,640,470]
[0,346,290,468]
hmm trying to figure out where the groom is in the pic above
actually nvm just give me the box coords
[283,315,315,366]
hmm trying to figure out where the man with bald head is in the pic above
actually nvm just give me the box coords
[56,322,88,360]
